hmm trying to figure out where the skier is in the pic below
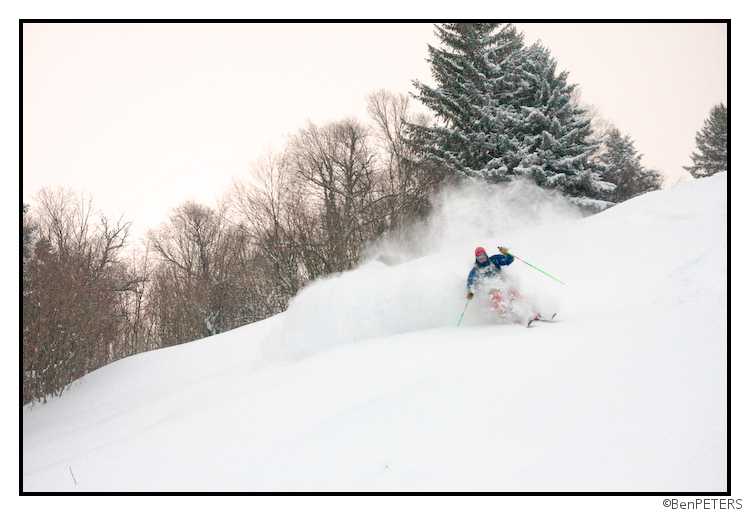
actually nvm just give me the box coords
[466,246,538,322]
[466,246,513,297]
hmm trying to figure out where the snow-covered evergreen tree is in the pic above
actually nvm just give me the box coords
[409,23,611,205]
[684,103,727,178]
[598,128,663,202]
[408,23,524,178]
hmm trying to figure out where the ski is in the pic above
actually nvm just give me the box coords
[526,313,557,327]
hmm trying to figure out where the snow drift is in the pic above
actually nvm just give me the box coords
[23,174,727,493]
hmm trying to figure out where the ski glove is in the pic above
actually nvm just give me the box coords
[466,292,474,300]
[498,246,509,255]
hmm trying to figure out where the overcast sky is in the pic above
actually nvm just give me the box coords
[22,22,728,238]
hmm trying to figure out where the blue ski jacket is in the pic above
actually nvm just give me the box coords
[467,253,514,292]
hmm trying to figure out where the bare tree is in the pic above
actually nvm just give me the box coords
[148,199,253,346]
[228,148,304,300]
[366,89,436,225]
[23,186,133,405]
[113,241,155,359]
[285,117,386,274]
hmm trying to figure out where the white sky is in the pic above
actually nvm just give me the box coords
[21,22,728,238]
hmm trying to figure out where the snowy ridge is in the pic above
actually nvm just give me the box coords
[23,174,727,492]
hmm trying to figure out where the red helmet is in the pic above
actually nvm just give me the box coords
[475,247,487,257]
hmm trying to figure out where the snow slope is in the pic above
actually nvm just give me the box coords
[22,174,728,493]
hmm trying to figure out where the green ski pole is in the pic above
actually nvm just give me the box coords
[502,249,565,285]
[457,297,471,327]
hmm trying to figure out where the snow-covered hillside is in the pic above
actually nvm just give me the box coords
[23,174,728,494]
